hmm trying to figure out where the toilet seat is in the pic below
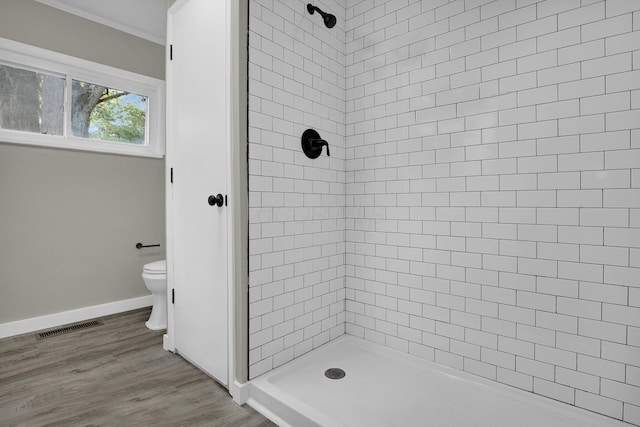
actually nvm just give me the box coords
[143,260,166,274]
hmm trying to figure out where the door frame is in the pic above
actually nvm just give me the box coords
[164,0,247,401]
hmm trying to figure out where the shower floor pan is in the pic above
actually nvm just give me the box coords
[248,335,627,427]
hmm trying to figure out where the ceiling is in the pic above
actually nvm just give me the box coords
[35,0,167,45]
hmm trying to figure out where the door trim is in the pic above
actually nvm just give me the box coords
[230,0,250,389]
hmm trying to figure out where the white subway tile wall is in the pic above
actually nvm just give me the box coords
[248,0,347,378]
[344,0,640,423]
[250,0,640,424]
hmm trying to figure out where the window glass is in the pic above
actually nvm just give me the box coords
[71,80,147,145]
[0,63,64,135]
[0,38,164,157]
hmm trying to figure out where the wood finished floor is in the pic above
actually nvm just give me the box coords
[0,308,276,427]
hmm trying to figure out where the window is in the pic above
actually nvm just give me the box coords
[0,63,65,135]
[0,38,164,157]
[70,80,146,144]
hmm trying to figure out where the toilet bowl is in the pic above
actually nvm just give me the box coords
[142,260,167,330]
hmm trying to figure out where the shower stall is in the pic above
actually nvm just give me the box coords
[246,0,640,425]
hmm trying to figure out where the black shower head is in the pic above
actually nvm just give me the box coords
[307,3,336,29]
[323,13,337,28]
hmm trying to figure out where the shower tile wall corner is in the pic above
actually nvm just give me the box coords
[250,0,640,424]
[248,0,347,379]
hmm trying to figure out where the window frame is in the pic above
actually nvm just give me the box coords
[0,38,165,158]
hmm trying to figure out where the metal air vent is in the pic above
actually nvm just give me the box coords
[37,320,104,340]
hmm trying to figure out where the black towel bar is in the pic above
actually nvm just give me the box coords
[136,243,160,249]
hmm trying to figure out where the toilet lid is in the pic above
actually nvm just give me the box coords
[144,260,166,273]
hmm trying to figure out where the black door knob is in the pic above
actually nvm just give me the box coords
[208,194,224,207]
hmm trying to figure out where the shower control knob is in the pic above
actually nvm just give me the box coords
[208,194,224,207]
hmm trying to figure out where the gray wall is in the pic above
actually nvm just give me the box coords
[0,0,166,324]
[0,0,164,80]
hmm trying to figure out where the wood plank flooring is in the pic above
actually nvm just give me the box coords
[0,308,276,427]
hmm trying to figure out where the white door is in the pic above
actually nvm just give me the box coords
[167,0,228,385]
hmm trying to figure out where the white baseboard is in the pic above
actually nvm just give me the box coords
[0,295,153,339]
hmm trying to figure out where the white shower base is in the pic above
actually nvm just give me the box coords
[248,335,627,427]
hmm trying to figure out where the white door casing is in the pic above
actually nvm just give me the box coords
[165,0,231,387]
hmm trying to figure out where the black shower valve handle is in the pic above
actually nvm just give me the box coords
[301,129,330,159]
[313,139,330,156]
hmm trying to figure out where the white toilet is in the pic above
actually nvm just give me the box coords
[142,259,167,330]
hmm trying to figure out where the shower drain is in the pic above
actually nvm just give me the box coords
[324,368,346,379]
